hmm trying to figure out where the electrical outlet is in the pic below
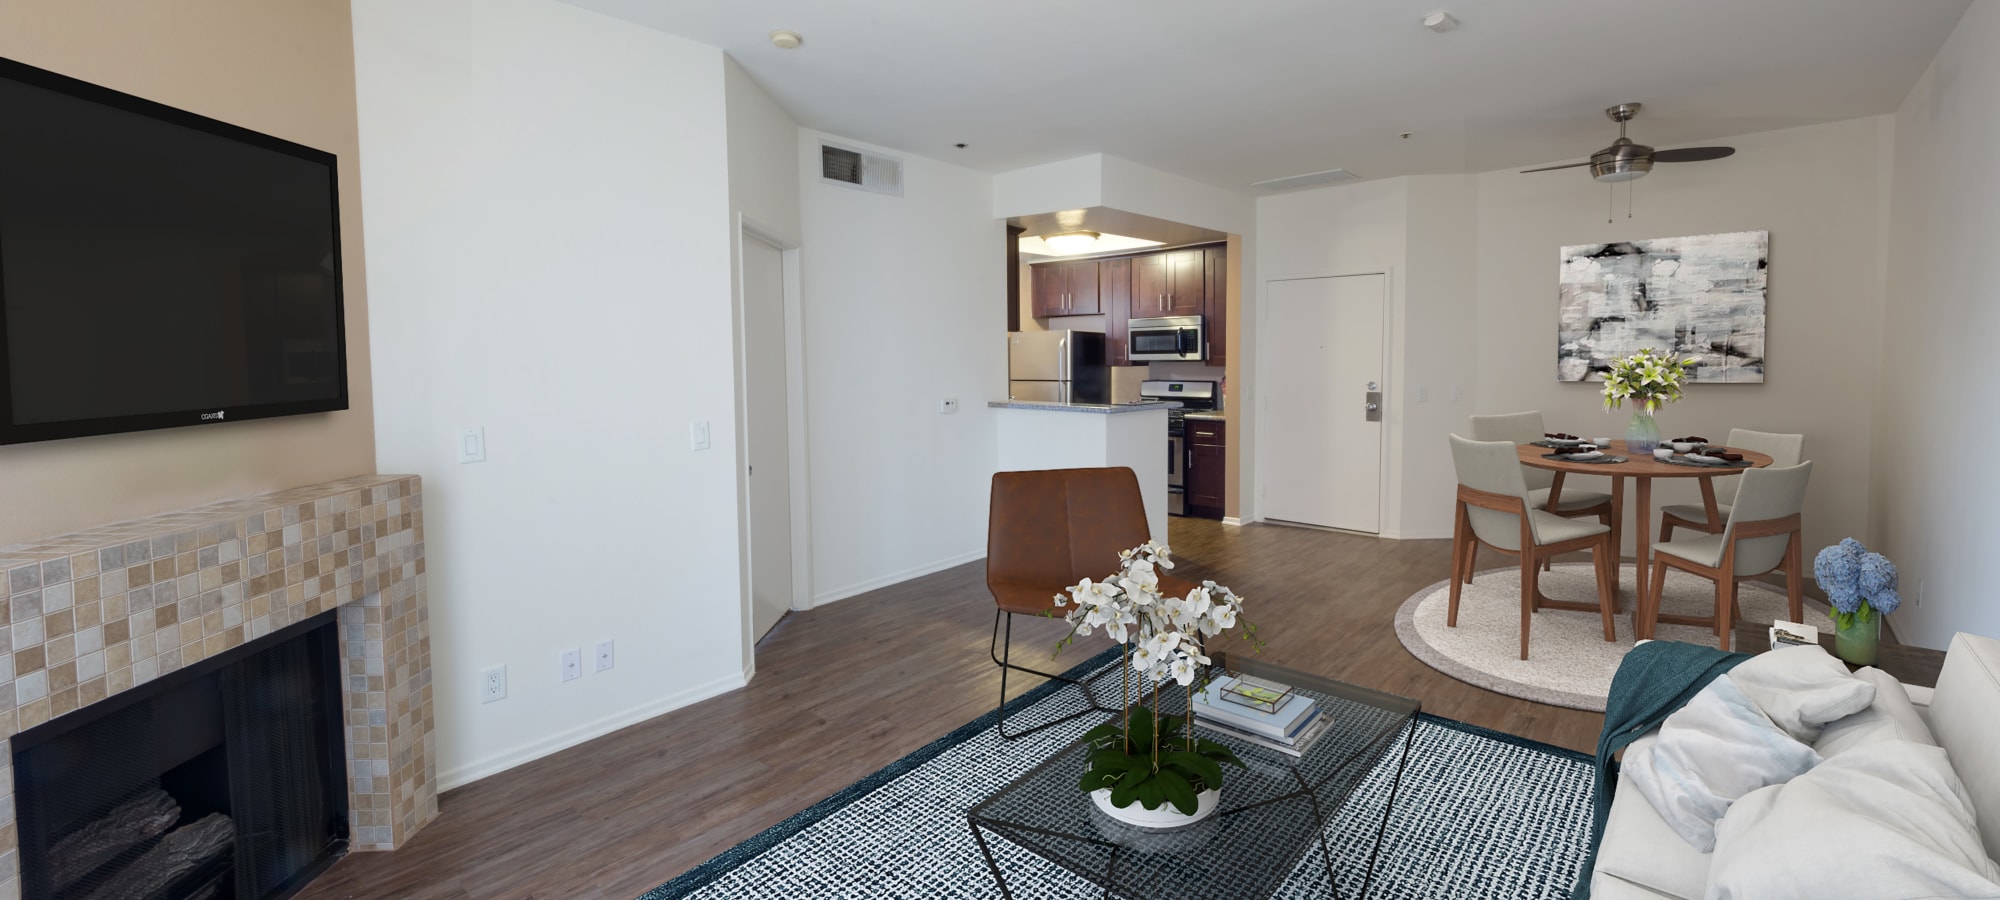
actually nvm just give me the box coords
[1417,386,1429,403]
[690,419,711,451]
[480,665,506,703]
[939,398,959,414]
[560,649,582,682]
[594,639,615,672]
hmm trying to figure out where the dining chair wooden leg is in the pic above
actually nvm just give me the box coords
[1519,549,1535,661]
[1645,559,1670,641]
[1447,507,1468,628]
[1594,536,1617,642]
[1462,541,1478,585]
[1660,519,1675,544]
[1714,576,1733,650]
[1785,534,1805,624]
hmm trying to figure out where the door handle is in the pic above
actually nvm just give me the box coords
[1365,391,1383,422]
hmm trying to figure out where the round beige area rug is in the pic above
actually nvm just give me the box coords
[1394,563,1835,712]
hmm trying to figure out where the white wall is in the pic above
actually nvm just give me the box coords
[1874,2,2000,648]
[1253,173,1477,539]
[723,56,803,665]
[1476,117,1893,559]
[354,0,746,788]
[800,131,1006,604]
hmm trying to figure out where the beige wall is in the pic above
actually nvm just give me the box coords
[1474,116,1893,559]
[0,1,374,546]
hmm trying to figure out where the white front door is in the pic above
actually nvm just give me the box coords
[1262,274,1386,533]
[743,234,793,641]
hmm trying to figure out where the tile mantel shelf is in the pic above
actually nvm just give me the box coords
[0,474,437,895]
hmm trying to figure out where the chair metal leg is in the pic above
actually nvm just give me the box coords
[992,609,1113,741]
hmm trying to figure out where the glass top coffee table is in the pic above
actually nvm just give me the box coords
[967,654,1421,899]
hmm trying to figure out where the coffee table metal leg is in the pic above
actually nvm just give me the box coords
[1359,718,1419,899]
[969,821,1015,900]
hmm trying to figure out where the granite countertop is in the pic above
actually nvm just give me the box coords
[1182,409,1226,420]
[987,400,1173,414]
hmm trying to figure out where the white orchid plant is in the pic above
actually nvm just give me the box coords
[1049,541,1260,815]
[1600,348,1699,412]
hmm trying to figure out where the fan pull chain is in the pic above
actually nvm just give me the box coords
[1628,181,1634,219]
[1608,184,1614,224]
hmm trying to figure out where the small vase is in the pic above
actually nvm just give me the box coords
[1835,610,1881,667]
[1625,407,1661,455]
[1090,787,1220,830]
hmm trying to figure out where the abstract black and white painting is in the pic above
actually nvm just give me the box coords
[1557,231,1768,383]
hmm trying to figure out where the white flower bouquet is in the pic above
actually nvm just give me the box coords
[1049,541,1260,816]
[1600,348,1699,412]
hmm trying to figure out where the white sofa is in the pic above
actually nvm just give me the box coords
[1592,633,2000,899]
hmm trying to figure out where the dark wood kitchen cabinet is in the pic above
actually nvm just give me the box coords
[1029,259,1100,317]
[1130,249,1204,318]
[1203,245,1227,367]
[1185,417,1225,519]
[1101,257,1132,365]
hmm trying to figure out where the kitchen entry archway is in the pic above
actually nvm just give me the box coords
[1258,273,1388,533]
[737,223,810,650]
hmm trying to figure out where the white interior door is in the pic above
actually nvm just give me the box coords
[743,234,793,641]
[1262,275,1386,532]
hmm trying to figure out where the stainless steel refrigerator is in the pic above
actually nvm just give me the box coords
[1007,330,1109,404]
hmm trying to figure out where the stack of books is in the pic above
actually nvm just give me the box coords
[1191,674,1329,757]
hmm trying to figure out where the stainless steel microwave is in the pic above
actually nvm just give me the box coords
[1128,316,1204,362]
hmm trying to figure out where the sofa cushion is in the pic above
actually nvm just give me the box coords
[1813,667,1937,759]
[1928,632,2000,864]
[1622,677,1821,852]
[1708,741,2000,899]
[1594,736,1712,900]
[1724,643,1876,743]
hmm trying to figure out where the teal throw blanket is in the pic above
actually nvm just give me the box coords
[1570,640,1749,900]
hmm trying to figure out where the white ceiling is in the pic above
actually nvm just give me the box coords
[566,0,1970,193]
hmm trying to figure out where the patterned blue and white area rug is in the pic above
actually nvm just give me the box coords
[638,649,1594,900]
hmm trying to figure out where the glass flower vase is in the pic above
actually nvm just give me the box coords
[1624,407,1661,456]
[1835,609,1880,667]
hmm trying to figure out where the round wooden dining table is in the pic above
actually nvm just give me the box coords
[1516,440,1773,639]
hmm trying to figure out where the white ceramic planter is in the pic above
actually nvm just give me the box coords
[1089,787,1219,830]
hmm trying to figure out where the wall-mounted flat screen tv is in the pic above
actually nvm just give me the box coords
[0,57,347,445]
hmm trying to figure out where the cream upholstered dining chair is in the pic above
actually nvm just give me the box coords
[1468,411,1615,575]
[1658,429,1805,541]
[1448,435,1619,660]
[1644,461,1813,651]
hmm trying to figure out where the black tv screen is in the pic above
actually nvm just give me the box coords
[0,57,347,445]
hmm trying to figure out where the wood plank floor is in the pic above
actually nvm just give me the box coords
[299,518,1609,900]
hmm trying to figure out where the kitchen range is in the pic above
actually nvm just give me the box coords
[1136,379,1223,519]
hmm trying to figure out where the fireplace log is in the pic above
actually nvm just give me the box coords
[48,789,181,892]
[81,813,234,900]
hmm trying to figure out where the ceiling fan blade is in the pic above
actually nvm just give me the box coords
[1519,161,1594,174]
[1652,146,1736,163]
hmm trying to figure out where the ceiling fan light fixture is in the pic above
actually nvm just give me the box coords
[1042,231,1101,253]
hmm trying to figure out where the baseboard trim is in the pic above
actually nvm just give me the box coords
[1221,516,1246,527]
[439,671,748,791]
[1380,528,1453,540]
[811,549,985,607]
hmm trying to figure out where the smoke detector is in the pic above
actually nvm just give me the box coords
[769,30,803,50]
[1423,11,1459,33]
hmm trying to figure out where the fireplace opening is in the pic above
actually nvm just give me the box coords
[13,611,350,900]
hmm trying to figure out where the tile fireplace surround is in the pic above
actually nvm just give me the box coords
[0,474,436,897]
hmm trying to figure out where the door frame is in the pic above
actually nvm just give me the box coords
[733,215,812,670]
[1253,270,1393,534]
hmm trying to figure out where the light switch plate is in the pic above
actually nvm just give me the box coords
[458,427,486,463]
[940,398,959,414]
[690,419,711,451]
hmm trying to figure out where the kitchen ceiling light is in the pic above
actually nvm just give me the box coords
[769,30,803,50]
[1042,231,1101,253]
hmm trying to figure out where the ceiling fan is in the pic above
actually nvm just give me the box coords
[1521,103,1735,182]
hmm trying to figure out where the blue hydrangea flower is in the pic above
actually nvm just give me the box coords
[1859,552,1900,615]
[1814,541,1863,614]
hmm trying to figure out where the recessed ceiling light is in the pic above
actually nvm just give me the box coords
[1423,11,1459,33]
[769,30,803,50]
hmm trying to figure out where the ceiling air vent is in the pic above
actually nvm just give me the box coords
[1252,168,1361,192]
[820,141,903,197]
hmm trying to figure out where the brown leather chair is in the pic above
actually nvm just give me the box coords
[987,467,1197,740]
